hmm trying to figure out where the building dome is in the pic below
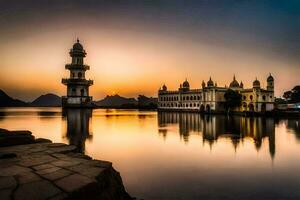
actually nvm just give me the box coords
[229,75,240,88]
[202,80,206,88]
[253,78,261,88]
[207,77,214,87]
[182,79,190,88]
[240,81,244,88]
[162,84,167,91]
[72,39,83,51]
[267,73,274,82]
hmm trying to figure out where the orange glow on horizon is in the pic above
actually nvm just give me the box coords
[1,28,299,101]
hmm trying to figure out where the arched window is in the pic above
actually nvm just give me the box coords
[262,95,266,101]
[71,72,75,78]
[78,72,82,78]
[250,95,253,100]
[187,96,189,100]
[183,96,185,101]
[243,96,246,100]
[80,89,84,96]
[72,88,76,95]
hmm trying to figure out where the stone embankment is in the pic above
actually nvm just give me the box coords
[0,129,132,200]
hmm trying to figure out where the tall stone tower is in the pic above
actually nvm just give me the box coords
[62,39,93,107]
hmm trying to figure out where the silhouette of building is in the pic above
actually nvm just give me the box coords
[158,74,274,113]
[62,39,93,107]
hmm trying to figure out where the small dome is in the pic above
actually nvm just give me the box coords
[207,77,214,87]
[253,78,261,88]
[72,39,83,51]
[162,84,167,91]
[267,73,274,82]
[229,75,240,88]
[182,79,190,88]
[202,80,206,88]
[240,81,244,88]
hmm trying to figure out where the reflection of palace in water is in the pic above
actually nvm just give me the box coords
[63,109,93,153]
[158,112,275,158]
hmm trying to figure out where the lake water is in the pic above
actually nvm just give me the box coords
[1,108,300,200]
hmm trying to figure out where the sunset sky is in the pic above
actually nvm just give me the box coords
[1,0,300,101]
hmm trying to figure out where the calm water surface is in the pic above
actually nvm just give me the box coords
[1,108,300,200]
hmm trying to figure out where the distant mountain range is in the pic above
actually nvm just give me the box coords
[0,90,61,107]
[0,89,157,108]
[95,94,138,108]
[31,94,61,107]
[0,90,28,107]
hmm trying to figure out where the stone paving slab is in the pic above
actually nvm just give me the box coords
[0,188,13,200]
[51,160,82,168]
[13,180,61,200]
[36,166,61,175]
[0,176,16,189]
[16,171,42,184]
[54,174,97,192]
[41,169,73,181]
[1,165,32,176]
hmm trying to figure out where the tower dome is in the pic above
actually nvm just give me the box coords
[70,39,86,58]
[73,39,83,51]
[202,80,206,88]
[240,81,244,88]
[229,75,240,88]
[267,73,274,82]
[267,73,274,91]
[207,77,214,87]
[182,79,190,88]
[162,84,167,91]
[253,78,261,88]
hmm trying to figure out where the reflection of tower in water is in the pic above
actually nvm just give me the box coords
[158,112,276,158]
[63,109,93,153]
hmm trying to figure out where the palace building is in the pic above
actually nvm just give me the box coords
[158,74,274,113]
[62,39,94,107]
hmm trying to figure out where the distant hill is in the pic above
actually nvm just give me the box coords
[95,94,137,108]
[0,90,28,107]
[31,93,61,107]
[137,95,158,109]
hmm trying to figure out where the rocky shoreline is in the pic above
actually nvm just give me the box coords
[0,129,132,200]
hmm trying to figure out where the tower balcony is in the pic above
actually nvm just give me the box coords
[62,78,93,86]
[62,96,93,108]
[65,64,90,70]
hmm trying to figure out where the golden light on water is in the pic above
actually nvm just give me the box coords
[1,107,300,198]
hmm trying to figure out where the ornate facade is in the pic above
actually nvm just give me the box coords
[62,39,93,107]
[158,75,274,113]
